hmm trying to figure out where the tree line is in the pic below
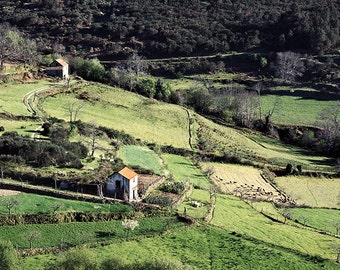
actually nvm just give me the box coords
[0,0,338,59]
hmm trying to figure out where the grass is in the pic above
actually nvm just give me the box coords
[0,193,132,215]
[0,216,181,250]
[118,145,163,174]
[0,119,43,137]
[1,81,335,172]
[0,80,52,116]
[177,189,211,219]
[201,162,279,196]
[288,208,340,234]
[195,115,335,172]
[261,94,339,127]
[211,194,340,260]
[275,176,340,208]
[21,225,339,270]
[162,154,210,189]
[41,83,191,149]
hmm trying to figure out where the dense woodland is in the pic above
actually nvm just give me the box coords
[0,0,338,59]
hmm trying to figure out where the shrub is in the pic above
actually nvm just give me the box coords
[159,182,186,194]
[0,240,19,270]
[143,195,173,207]
[46,247,98,270]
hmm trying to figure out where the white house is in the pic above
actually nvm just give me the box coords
[106,167,138,201]
[45,58,69,79]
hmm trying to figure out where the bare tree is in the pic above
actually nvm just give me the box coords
[264,96,281,130]
[126,51,147,76]
[25,231,41,249]
[331,220,340,235]
[331,243,340,263]
[299,215,310,226]
[67,102,85,123]
[1,198,19,215]
[317,101,340,152]
[279,207,292,224]
[273,51,305,83]
[92,160,113,198]
[0,23,37,70]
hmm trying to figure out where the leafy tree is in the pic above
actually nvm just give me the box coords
[136,78,156,98]
[0,240,19,270]
[50,125,69,145]
[187,88,212,114]
[70,57,108,82]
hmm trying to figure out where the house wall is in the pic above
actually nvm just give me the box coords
[106,173,138,200]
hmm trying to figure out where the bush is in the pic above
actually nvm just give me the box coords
[0,240,19,270]
[159,182,186,194]
[46,248,98,270]
[143,196,173,207]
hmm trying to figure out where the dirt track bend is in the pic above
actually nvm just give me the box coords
[22,87,50,117]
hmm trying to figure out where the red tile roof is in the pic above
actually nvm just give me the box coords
[55,59,68,67]
[118,167,138,180]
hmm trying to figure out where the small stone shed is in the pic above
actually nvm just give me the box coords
[45,58,69,79]
[106,167,138,201]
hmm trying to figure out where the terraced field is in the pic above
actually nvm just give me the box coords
[201,162,283,203]
[275,176,340,208]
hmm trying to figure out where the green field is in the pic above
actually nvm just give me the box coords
[177,189,211,219]
[0,193,132,215]
[289,208,340,234]
[0,81,52,116]
[162,154,210,189]
[1,81,335,172]
[118,145,163,174]
[211,194,340,260]
[22,225,338,270]
[261,93,339,126]
[41,83,191,149]
[0,216,180,250]
[275,176,340,208]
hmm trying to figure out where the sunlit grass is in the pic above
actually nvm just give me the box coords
[275,176,340,208]
[211,194,340,260]
[118,145,164,174]
[162,154,210,189]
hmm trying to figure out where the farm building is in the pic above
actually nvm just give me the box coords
[45,59,69,79]
[106,167,139,201]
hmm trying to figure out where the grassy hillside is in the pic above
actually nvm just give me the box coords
[118,145,164,175]
[211,194,340,260]
[41,83,191,149]
[21,225,338,270]
[275,176,340,208]
[162,154,210,189]
[0,193,131,215]
[42,82,336,171]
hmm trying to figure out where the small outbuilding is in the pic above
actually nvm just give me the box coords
[45,59,69,79]
[106,167,139,201]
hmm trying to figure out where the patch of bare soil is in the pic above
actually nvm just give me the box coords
[0,189,21,196]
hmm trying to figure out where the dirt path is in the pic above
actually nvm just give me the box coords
[0,189,21,196]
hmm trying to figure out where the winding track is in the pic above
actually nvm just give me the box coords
[22,86,52,139]
[22,87,50,117]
